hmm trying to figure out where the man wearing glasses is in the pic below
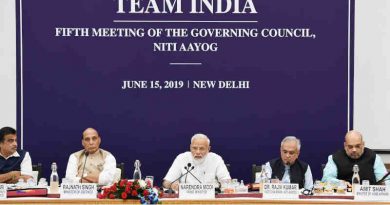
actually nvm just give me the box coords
[322,130,389,185]
[264,136,313,189]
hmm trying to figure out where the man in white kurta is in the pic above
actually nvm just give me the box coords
[163,133,231,191]
[65,128,116,185]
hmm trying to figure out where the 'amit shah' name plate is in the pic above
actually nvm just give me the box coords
[179,183,215,199]
[60,183,97,199]
[262,183,299,199]
[0,183,6,199]
[354,185,390,201]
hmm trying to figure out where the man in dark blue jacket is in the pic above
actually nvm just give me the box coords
[0,127,33,183]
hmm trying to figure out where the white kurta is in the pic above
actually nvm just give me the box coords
[164,152,231,185]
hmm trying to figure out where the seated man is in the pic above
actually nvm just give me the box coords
[65,128,116,185]
[162,133,231,191]
[264,136,313,189]
[322,130,389,185]
[0,127,33,183]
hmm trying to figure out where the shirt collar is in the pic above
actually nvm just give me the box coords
[0,151,20,159]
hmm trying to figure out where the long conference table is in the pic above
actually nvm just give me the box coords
[1,193,390,204]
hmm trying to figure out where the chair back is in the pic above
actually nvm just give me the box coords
[32,171,39,185]
[252,164,262,183]
[32,163,43,181]
[114,168,122,183]
[116,162,126,179]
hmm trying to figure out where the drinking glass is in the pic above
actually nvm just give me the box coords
[145,176,154,187]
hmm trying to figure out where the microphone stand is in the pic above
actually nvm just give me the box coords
[167,165,192,194]
[186,166,202,184]
[166,163,203,193]
[80,151,89,183]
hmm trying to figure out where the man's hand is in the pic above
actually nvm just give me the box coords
[171,182,179,191]
[19,175,32,182]
[3,171,22,184]
[162,180,179,192]
[340,180,352,187]
[82,173,99,183]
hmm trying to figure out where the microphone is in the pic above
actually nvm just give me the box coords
[376,172,390,185]
[184,163,192,183]
[80,151,89,183]
[166,163,194,194]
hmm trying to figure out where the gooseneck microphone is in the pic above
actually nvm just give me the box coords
[376,172,390,185]
[184,163,194,183]
[80,151,89,183]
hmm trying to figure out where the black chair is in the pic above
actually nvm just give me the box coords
[252,164,262,183]
[321,163,326,176]
[116,162,126,179]
[32,163,43,180]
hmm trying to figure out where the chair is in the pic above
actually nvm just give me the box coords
[32,163,43,180]
[321,163,326,176]
[116,162,126,179]
[252,164,262,183]
[32,163,43,185]
[114,168,122,183]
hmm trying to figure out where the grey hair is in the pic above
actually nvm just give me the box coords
[191,133,210,145]
[281,136,301,151]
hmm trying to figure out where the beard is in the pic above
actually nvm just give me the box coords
[193,155,207,165]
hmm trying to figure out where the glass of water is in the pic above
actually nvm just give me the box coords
[145,176,154,187]
[362,180,370,186]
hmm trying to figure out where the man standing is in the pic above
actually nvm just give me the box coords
[264,136,313,189]
[163,133,231,191]
[0,127,33,183]
[322,130,389,185]
[65,128,116,185]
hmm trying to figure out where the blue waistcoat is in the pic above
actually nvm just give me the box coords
[0,150,26,174]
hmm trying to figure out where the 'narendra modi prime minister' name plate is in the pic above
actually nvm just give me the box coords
[179,184,215,199]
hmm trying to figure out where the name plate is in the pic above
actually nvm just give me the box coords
[0,183,6,199]
[262,183,299,199]
[60,183,97,199]
[179,183,215,199]
[354,185,390,201]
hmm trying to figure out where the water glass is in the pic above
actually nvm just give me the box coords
[27,178,36,187]
[145,176,154,187]
[62,178,71,185]
[362,180,370,186]
[38,178,48,187]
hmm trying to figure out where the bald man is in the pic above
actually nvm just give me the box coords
[162,133,231,191]
[65,128,116,185]
[322,130,389,185]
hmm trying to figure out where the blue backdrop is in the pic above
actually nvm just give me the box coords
[16,0,353,185]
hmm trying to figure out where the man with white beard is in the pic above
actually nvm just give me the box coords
[162,133,231,191]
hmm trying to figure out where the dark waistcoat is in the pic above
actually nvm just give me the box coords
[0,150,26,174]
[332,147,376,184]
[269,158,308,189]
